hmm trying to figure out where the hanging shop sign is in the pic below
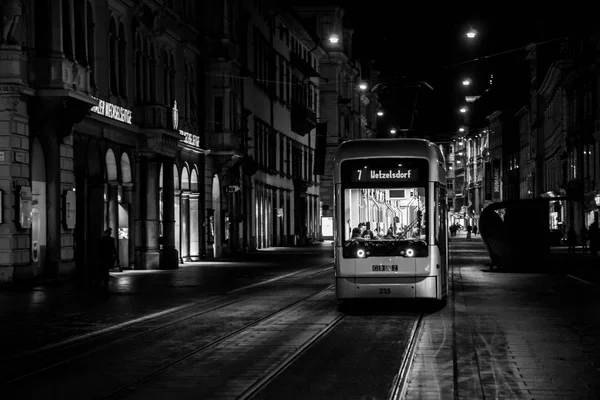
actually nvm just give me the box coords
[90,97,132,124]
[172,100,179,130]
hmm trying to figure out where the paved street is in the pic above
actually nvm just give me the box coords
[2,234,600,399]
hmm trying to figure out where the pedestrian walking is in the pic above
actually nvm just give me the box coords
[472,224,478,236]
[567,226,577,255]
[466,224,472,239]
[98,228,119,291]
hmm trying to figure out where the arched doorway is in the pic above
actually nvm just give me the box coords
[180,165,190,261]
[173,165,181,263]
[190,168,199,260]
[31,138,47,277]
[104,149,119,265]
[119,153,132,268]
[211,175,222,258]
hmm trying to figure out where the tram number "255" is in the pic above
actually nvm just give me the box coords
[379,288,391,295]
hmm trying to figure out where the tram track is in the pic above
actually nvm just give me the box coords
[4,263,333,386]
[101,284,338,400]
[387,314,424,400]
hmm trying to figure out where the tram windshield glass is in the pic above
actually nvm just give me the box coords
[343,187,427,243]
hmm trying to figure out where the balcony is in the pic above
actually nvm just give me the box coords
[32,57,92,95]
[207,131,242,152]
[29,57,96,138]
[134,104,168,129]
[291,102,316,136]
[290,52,319,78]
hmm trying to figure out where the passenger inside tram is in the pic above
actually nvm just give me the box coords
[344,187,427,243]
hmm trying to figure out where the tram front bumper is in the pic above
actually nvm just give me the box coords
[336,276,439,299]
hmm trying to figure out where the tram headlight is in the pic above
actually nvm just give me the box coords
[405,248,415,257]
[356,248,366,258]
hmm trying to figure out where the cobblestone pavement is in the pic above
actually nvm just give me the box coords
[404,233,600,400]
[0,243,333,358]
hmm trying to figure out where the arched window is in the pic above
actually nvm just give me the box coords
[118,22,127,99]
[143,40,149,102]
[189,64,197,125]
[62,0,73,60]
[163,50,171,106]
[169,54,176,106]
[86,2,95,86]
[135,34,143,102]
[149,43,156,102]
[109,19,118,95]
[184,62,190,120]
[74,1,86,66]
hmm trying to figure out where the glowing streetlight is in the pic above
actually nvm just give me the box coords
[390,129,397,134]
[462,78,471,86]
[328,34,339,44]
[459,107,467,113]
[458,127,465,132]
[358,82,368,91]
[466,29,476,39]
[377,111,384,116]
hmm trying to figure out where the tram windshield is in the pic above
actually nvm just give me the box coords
[343,187,427,243]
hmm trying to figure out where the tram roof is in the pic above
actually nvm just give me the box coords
[334,138,444,164]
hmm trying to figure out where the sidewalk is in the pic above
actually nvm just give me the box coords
[0,242,333,358]
[405,233,600,399]
[453,230,600,284]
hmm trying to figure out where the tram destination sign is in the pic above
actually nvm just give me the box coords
[351,167,419,183]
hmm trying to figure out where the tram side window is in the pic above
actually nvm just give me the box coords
[435,183,447,250]
[434,185,439,244]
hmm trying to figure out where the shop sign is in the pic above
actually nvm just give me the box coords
[90,97,132,124]
[180,130,200,148]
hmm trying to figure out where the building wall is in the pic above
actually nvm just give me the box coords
[293,6,368,240]
[0,0,204,284]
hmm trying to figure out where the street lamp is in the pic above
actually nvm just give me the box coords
[377,111,384,116]
[328,34,339,44]
[390,129,397,134]
[459,127,465,132]
[459,107,467,113]
[462,79,471,86]
[466,29,476,39]
[358,82,368,91]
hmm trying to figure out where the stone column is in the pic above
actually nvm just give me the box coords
[174,189,181,263]
[180,191,190,261]
[87,177,105,273]
[135,157,160,269]
[160,158,178,269]
[123,183,134,269]
[41,128,61,278]
[189,192,200,261]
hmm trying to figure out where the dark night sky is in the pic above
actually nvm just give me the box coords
[324,3,594,140]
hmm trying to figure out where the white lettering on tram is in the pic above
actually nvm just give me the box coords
[369,169,412,179]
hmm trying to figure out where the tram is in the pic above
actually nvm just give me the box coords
[333,138,448,306]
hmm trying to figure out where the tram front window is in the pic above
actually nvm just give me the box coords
[343,187,427,256]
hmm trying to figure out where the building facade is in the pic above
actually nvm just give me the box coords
[443,26,600,240]
[293,5,373,240]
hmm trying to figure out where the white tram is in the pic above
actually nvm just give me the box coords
[333,138,448,306]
